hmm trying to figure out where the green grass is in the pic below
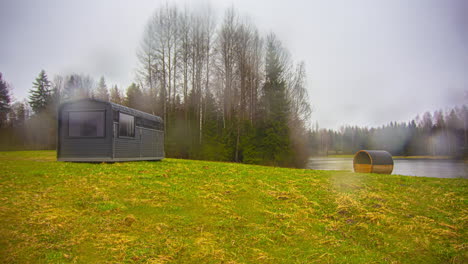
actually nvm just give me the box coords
[0,151,466,263]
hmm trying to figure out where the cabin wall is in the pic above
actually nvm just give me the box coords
[114,125,140,158]
[58,101,112,159]
[146,130,164,158]
[155,131,164,157]
[114,126,164,159]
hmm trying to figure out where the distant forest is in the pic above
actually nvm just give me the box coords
[309,107,467,157]
[0,4,467,166]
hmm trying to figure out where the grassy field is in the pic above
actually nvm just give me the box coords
[0,151,466,263]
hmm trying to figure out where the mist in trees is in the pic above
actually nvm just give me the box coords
[309,106,468,158]
[3,3,311,166]
[129,4,312,167]
[2,3,465,165]
[95,77,109,101]
[0,73,11,129]
[0,4,311,167]
[125,83,145,112]
[62,74,94,101]
[0,72,106,150]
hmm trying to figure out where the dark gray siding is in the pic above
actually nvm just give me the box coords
[60,140,110,158]
[140,128,154,157]
[115,127,164,158]
[155,131,164,157]
[115,130,140,158]
[59,100,112,158]
[58,99,164,161]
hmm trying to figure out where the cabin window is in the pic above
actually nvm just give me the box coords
[113,110,119,122]
[136,117,161,130]
[119,113,135,137]
[68,111,105,137]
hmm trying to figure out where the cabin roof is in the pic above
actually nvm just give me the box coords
[60,98,163,123]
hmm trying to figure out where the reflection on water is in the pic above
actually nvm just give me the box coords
[307,157,468,179]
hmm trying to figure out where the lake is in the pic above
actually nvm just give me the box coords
[307,157,468,179]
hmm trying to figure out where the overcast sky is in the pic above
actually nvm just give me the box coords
[1,0,467,129]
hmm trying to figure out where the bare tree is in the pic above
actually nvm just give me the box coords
[217,7,238,126]
[288,62,311,123]
[132,3,313,167]
[179,8,191,121]
[287,62,312,166]
[62,74,94,101]
[200,6,216,144]
[51,75,64,105]
[233,18,255,161]
[136,21,158,92]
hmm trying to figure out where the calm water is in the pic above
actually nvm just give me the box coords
[307,157,468,178]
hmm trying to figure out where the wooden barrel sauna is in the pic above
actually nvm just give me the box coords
[353,150,394,174]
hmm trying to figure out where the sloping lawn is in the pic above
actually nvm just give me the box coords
[0,151,466,263]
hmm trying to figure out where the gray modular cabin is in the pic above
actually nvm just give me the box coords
[57,99,164,162]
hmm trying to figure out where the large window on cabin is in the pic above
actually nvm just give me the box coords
[68,111,105,137]
[119,113,135,137]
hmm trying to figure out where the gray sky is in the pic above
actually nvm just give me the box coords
[1,0,467,129]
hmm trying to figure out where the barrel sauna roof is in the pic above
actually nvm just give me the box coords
[354,150,394,165]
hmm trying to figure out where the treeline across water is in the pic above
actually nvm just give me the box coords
[0,4,311,168]
[309,107,468,158]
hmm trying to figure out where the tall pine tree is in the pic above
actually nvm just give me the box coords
[29,70,52,114]
[95,76,109,101]
[258,34,291,166]
[110,85,122,104]
[125,83,144,111]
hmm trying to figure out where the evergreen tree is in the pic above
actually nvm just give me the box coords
[258,34,291,165]
[110,85,122,104]
[95,76,109,101]
[29,70,52,114]
[0,73,11,128]
[125,83,144,111]
[262,34,290,121]
[200,89,226,160]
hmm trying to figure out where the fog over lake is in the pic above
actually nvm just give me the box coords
[307,157,468,179]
